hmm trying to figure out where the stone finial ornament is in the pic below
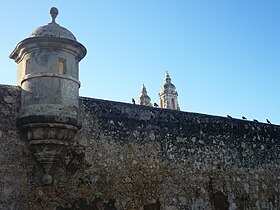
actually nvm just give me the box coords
[50,7,58,23]
[29,6,76,40]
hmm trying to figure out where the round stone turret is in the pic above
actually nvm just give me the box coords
[10,7,86,125]
[9,7,87,184]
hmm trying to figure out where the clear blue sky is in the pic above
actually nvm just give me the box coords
[1,1,280,124]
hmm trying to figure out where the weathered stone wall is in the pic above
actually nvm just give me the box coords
[0,84,280,210]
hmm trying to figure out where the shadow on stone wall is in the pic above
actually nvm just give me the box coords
[57,197,118,210]
[143,198,160,210]
[57,198,160,210]
[212,191,229,210]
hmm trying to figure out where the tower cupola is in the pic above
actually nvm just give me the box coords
[138,84,152,106]
[159,71,180,110]
[9,7,87,184]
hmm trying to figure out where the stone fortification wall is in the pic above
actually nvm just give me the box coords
[0,84,280,210]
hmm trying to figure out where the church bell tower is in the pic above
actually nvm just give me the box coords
[159,71,180,110]
[10,7,86,184]
[138,84,152,106]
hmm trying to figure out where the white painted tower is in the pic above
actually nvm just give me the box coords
[159,71,180,110]
[138,84,152,106]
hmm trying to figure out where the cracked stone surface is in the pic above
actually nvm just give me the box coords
[0,85,280,210]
